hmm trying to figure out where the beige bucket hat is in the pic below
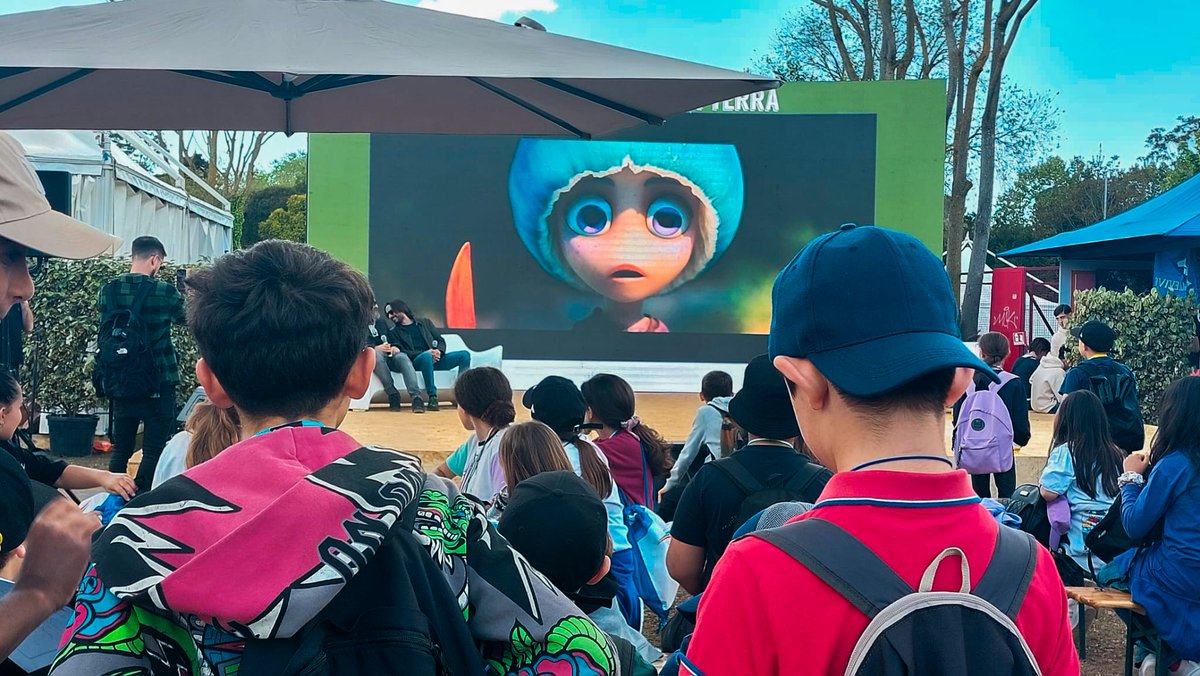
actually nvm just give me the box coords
[0,131,120,259]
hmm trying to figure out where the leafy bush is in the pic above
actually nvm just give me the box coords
[1070,287,1194,424]
[27,257,200,416]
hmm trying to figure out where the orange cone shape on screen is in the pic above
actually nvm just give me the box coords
[446,242,476,329]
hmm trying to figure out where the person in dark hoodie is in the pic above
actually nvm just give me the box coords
[51,241,617,676]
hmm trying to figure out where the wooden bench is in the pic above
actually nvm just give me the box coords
[1065,586,1173,676]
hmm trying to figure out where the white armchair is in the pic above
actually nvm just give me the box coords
[349,334,503,410]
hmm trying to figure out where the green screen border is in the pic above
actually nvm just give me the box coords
[307,80,945,271]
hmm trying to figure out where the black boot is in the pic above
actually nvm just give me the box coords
[427,395,440,412]
[411,396,426,414]
[388,393,402,411]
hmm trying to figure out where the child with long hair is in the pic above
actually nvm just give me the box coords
[434,366,515,502]
[1115,376,1200,667]
[1039,391,1123,569]
[523,375,643,630]
[952,332,1031,498]
[0,371,137,499]
[152,402,242,488]
[580,373,671,508]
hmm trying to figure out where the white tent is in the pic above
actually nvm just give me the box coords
[12,130,232,263]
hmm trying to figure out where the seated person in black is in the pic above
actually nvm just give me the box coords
[666,355,832,595]
[383,300,471,412]
[0,371,135,500]
[1011,337,1050,402]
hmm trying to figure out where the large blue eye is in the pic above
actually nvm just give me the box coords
[565,197,612,237]
[647,197,689,238]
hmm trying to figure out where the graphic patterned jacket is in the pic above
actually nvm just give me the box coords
[50,425,618,675]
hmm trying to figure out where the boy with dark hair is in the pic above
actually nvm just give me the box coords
[1060,319,1144,452]
[658,370,735,516]
[1012,336,1051,392]
[98,234,186,491]
[384,299,470,411]
[682,225,1077,675]
[53,241,618,676]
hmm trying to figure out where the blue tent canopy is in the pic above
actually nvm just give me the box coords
[1003,171,1200,259]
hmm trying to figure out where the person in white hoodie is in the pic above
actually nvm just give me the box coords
[1031,353,1067,413]
[657,371,734,520]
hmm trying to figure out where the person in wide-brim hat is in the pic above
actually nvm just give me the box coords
[727,354,802,442]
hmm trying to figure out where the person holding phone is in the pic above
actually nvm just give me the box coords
[383,299,470,412]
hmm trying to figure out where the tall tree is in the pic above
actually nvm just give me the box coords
[1144,116,1200,191]
[958,0,1038,336]
[752,0,1050,320]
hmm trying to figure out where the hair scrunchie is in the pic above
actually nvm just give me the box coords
[620,415,641,431]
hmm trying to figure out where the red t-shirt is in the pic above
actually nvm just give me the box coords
[683,468,1079,675]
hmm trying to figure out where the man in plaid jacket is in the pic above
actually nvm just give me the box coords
[98,236,186,492]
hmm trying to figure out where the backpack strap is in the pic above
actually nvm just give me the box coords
[781,461,826,499]
[988,371,1018,393]
[711,455,764,498]
[129,278,155,320]
[749,518,913,618]
[972,524,1039,621]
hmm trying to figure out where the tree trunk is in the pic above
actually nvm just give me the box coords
[959,0,1037,336]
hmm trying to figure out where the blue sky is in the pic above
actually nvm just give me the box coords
[4,0,1198,167]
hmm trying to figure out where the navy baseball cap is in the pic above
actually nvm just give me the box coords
[769,224,995,397]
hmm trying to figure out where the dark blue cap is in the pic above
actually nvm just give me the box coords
[768,224,995,397]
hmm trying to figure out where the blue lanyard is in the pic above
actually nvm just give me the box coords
[851,455,954,472]
[253,420,326,437]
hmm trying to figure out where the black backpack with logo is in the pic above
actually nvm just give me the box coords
[1078,360,1144,452]
[751,518,1041,675]
[238,500,483,676]
[712,454,829,534]
[94,280,159,399]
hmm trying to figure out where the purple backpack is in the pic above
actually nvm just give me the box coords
[954,372,1017,474]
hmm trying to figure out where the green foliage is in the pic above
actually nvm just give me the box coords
[1070,288,1194,424]
[260,194,308,243]
[241,185,294,247]
[992,156,1162,261]
[28,258,200,416]
[259,151,308,190]
[1144,116,1200,192]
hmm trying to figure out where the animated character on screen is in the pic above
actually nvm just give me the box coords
[509,139,744,332]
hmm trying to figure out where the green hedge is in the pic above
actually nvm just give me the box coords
[1070,288,1194,424]
[27,257,199,416]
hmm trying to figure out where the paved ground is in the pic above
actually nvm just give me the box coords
[40,394,1135,672]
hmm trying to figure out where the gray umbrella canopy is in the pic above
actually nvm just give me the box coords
[0,0,778,138]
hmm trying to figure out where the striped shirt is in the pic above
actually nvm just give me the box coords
[98,273,186,386]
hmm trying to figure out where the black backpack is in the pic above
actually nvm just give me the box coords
[1078,360,1145,452]
[94,280,159,399]
[751,518,1041,675]
[1084,493,1164,564]
[712,454,828,534]
[1005,484,1051,548]
[238,500,483,676]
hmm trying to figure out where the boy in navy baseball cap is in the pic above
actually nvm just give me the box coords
[683,225,1078,675]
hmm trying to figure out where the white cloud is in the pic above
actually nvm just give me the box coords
[415,0,559,21]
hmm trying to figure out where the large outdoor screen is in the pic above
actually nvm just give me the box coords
[366,113,876,361]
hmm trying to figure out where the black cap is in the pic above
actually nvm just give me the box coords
[522,376,586,437]
[497,471,607,594]
[1071,320,1117,353]
[727,355,801,441]
[0,451,35,555]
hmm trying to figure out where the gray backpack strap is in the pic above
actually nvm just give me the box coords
[750,518,913,618]
[971,525,1039,621]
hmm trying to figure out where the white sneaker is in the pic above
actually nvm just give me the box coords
[1140,655,1156,676]
[1173,659,1200,675]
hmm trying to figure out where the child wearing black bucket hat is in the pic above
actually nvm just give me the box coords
[683,224,1078,675]
[667,354,832,596]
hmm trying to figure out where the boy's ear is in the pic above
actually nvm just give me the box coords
[773,356,829,412]
[195,359,235,409]
[946,367,975,407]
[343,348,376,400]
[587,555,612,586]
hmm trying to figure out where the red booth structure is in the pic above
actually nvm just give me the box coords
[989,266,1027,372]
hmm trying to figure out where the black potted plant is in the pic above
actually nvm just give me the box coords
[31,257,123,457]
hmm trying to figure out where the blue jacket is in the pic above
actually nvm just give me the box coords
[1119,450,1200,659]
